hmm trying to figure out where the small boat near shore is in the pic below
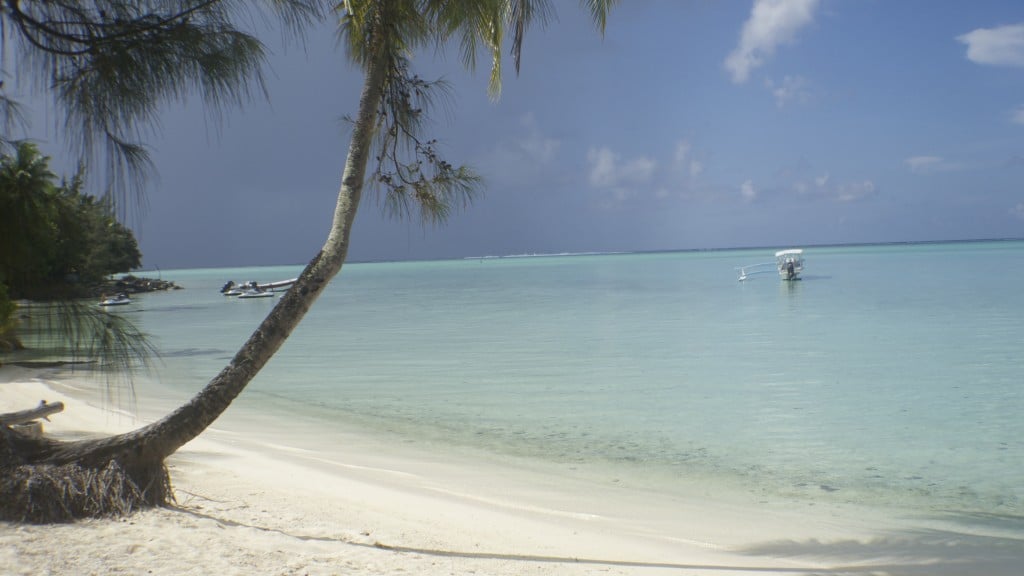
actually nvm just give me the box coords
[99,293,132,306]
[237,289,274,299]
[737,249,805,281]
[221,278,297,296]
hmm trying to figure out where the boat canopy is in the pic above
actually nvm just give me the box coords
[775,249,803,258]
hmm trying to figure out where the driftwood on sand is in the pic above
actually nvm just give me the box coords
[0,400,65,427]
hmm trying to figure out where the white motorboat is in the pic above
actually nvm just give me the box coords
[99,293,132,306]
[237,289,274,299]
[221,278,296,296]
[737,249,805,281]
[775,249,804,280]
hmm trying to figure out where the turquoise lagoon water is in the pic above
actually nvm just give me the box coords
[91,241,1024,516]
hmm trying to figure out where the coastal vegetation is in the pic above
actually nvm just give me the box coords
[0,142,146,355]
[0,0,616,523]
[0,0,314,519]
[0,143,142,299]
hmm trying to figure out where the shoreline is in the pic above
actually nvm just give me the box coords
[3,365,1023,575]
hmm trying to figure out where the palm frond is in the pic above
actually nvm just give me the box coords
[581,0,618,34]
[507,0,553,76]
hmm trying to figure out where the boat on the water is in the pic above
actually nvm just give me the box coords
[221,278,296,296]
[237,289,274,299]
[737,249,805,281]
[775,249,804,280]
[221,280,247,295]
[99,293,132,306]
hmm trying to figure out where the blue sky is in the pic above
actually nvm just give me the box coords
[35,1,1024,268]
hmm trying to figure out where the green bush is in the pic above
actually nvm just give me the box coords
[0,143,142,299]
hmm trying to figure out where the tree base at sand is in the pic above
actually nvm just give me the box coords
[0,424,172,523]
[1,403,170,523]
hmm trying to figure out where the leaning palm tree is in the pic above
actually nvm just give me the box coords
[1,0,617,522]
[0,0,327,522]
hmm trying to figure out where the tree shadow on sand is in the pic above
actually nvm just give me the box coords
[171,505,1024,575]
[739,511,1024,576]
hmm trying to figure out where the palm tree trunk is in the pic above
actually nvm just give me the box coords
[29,15,391,475]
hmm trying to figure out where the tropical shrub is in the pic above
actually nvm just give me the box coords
[0,143,141,299]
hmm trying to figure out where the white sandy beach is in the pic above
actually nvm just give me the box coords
[2,365,1021,576]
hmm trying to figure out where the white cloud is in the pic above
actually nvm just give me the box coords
[740,179,757,201]
[517,113,560,163]
[689,160,704,178]
[1012,203,1024,221]
[586,147,656,194]
[674,141,692,166]
[1012,105,1024,125]
[787,170,875,203]
[905,156,943,174]
[725,0,820,84]
[671,140,705,179]
[766,75,811,107]
[621,158,657,184]
[588,147,618,188]
[905,155,968,174]
[957,23,1024,67]
[483,113,562,184]
[836,180,876,203]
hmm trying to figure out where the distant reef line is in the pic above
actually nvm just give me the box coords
[148,236,1024,270]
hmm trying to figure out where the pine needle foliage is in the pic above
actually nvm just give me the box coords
[0,0,327,219]
[15,300,159,403]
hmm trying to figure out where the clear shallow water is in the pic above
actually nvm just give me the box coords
[96,242,1024,515]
